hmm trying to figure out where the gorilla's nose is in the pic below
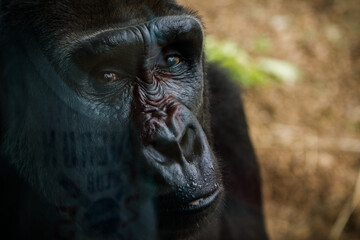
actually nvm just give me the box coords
[131,83,203,164]
[148,122,203,164]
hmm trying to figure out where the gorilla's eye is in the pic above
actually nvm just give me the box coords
[96,72,120,83]
[164,55,181,68]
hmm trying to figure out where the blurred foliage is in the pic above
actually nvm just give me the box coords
[205,36,300,87]
[254,36,272,53]
[258,58,300,85]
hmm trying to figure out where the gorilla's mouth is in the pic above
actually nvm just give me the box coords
[179,187,222,212]
[156,185,223,236]
[156,185,222,213]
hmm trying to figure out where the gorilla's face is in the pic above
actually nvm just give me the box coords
[1,3,223,239]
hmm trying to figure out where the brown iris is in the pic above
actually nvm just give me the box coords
[96,72,120,83]
[164,55,181,68]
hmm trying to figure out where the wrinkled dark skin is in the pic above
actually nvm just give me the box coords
[0,1,268,239]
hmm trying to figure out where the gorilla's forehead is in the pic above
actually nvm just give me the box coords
[20,0,196,37]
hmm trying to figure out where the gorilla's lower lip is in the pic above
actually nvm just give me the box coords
[180,187,222,212]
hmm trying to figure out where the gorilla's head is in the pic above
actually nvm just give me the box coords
[0,1,223,239]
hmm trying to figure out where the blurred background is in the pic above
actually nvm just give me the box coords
[178,0,360,239]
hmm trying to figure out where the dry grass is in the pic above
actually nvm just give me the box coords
[178,0,360,239]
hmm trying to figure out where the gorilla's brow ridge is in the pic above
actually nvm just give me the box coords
[66,15,203,54]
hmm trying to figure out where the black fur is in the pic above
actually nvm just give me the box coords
[0,1,268,239]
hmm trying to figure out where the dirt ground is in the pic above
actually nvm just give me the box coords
[178,0,360,239]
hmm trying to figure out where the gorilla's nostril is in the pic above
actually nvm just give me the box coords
[180,126,203,161]
[152,139,182,161]
[148,125,204,163]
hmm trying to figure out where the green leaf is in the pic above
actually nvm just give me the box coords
[205,36,300,87]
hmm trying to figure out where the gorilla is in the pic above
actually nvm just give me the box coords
[0,0,268,239]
